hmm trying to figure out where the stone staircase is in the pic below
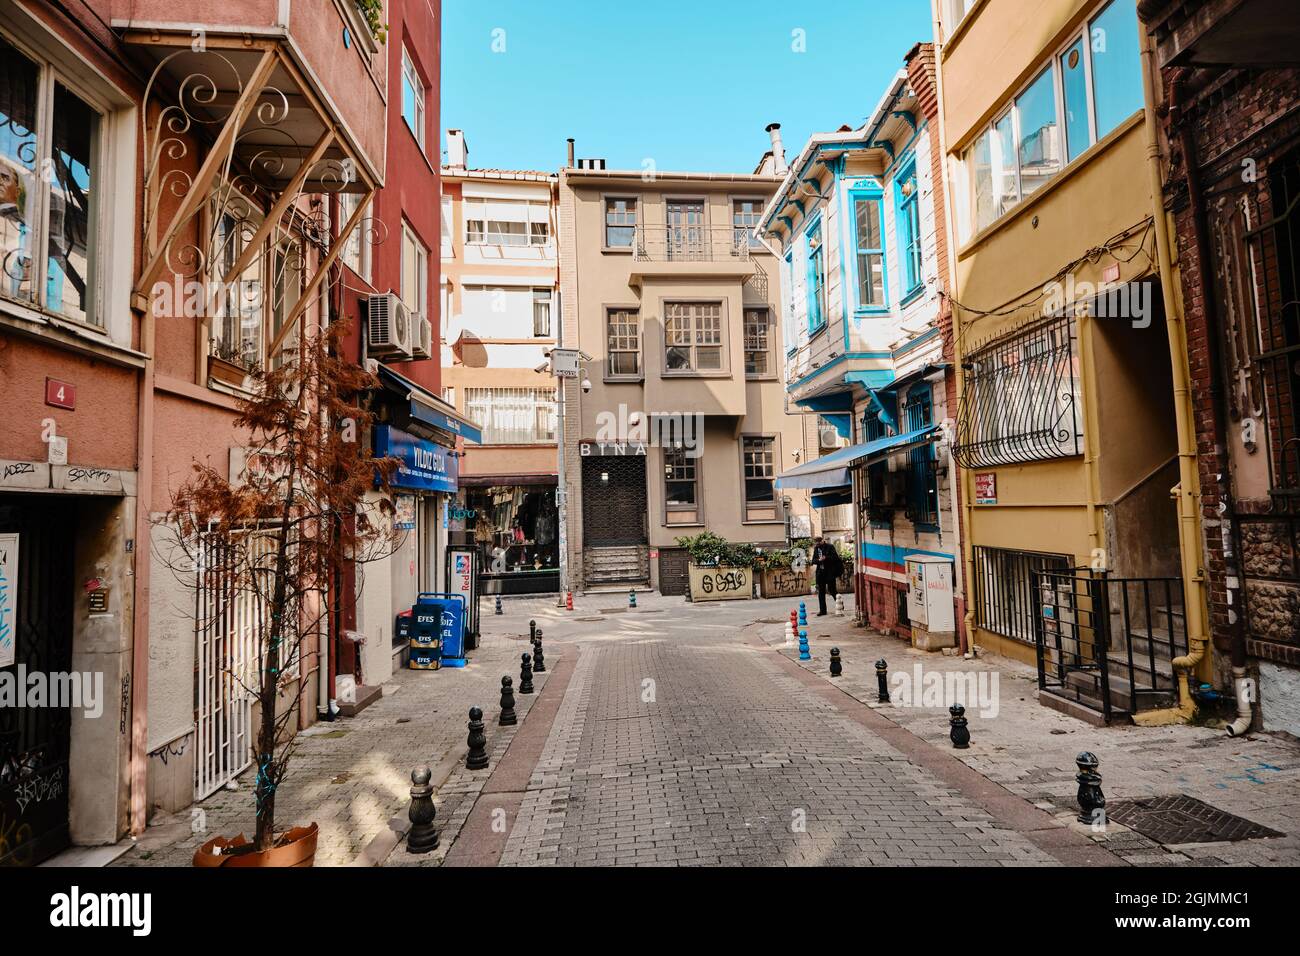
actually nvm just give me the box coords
[583,545,650,586]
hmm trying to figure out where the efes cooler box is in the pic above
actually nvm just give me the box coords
[409,602,442,670]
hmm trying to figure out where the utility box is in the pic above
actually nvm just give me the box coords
[905,554,956,651]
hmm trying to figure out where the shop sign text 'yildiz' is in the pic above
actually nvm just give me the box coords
[374,424,458,494]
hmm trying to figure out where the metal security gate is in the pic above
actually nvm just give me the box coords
[581,456,649,584]
[0,495,74,867]
[195,531,274,800]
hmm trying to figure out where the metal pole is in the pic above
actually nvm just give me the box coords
[555,289,569,607]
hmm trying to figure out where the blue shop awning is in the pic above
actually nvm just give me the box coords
[377,365,482,445]
[811,486,853,508]
[776,424,940,490]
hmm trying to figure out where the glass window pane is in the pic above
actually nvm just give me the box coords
[0,36,41,305]
[855,197,881,249]
[858,252,883,306]
[1090,0,1144,139]
[993,112,1018,216]
[970,131,993,232]
[1015,66,1060,199]
[1061,39,1090,163]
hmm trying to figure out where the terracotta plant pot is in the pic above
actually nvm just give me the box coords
[192,822,319,868]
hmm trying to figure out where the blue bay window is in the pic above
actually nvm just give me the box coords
[851,187,887,311]
[895,156,923,299]
[805,215,827,334]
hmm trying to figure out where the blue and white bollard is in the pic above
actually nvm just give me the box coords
[798,627,811,661]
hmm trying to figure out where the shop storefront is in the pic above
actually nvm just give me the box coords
[455,477,560,595]
[344,367,481,689]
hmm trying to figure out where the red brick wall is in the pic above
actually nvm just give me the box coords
[1163,65,1300,670]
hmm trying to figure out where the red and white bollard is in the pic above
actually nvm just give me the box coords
[565,591,573,611]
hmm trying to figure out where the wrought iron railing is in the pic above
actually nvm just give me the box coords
[634,225,754,263]
[973,546,1071,643]
[953,314,1085,468]
[1032,567,1187,723]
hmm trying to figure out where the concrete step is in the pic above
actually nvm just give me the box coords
[1038,687,1111,727]
[1065,668,1177,713]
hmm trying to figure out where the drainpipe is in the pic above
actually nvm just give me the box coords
[129,299,154,836]
[1132,21,1210,724]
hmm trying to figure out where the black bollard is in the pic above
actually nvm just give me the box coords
[1075,751,1106,826]
[529,619,536,642]
[829,647,842,678]
[949,703,970,749]
[875,659,890,703]
[499,676,517,726]
[519,652,535,694]
[532,630,546,672]
[406,767,439,853]
[495,594,502,615]
[466,707,489,770]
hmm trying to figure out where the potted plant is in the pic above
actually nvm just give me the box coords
[163,320,399,867]
[355,0,388,44]
[677,532,756,602]
[208,338,252,388]
[755,543,813,599]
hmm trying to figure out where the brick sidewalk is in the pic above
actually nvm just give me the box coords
[114,621,555,868]
[765,612,1300,866]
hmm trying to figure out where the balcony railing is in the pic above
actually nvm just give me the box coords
[634,226,755,263]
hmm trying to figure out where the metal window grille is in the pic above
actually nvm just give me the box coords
[954,314,1084,467]
[743,436,776,504]
[664,446,698,506]
[744,308,771,375]
[903,389,938,525]
[973,545,1072,643]
[607,308,640,376]
[465,387,557,444]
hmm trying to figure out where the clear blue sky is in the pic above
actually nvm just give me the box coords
[441,1,935,173]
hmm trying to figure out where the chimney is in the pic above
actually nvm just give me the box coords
[566,138,575,168]
[766,123,787,175]
[446,129,468,170]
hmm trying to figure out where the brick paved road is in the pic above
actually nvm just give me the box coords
[490,610,1057,866]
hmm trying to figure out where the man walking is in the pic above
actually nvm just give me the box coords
[812,536,844,616]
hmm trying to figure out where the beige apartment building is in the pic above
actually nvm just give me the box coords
[557,134,816,594]
[439,131,563,595]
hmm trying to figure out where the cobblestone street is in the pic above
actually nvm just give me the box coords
[445,591,1300,867]
[107,591,1300,868]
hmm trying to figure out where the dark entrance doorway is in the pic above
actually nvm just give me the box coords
[0,494,74,867]
[581,455,649,584]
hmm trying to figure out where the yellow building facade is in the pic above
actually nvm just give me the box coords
[933,0,1207,722]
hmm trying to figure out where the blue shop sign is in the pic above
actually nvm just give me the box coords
[375,424,459,493]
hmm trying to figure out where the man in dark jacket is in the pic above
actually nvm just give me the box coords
[812,536,844,616]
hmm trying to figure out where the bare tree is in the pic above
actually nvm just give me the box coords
[161,320,398,851]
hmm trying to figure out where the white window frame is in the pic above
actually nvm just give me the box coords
[0,28,107,329]
[961,0,1140,238]
[401,221,428,317]
[339,191,372,282]
[401,46,426,150]
[464,198,550,247]
[532,287,552,337]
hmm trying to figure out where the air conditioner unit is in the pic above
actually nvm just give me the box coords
[366,292,412,358]
[411,312,432,359]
